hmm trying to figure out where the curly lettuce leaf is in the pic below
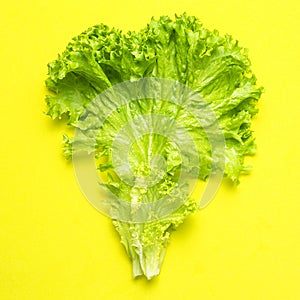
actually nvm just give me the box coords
[45,14,263,279]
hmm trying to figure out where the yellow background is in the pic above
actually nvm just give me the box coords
[0,0,299,299]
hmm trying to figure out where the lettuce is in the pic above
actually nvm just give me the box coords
[45,14,263,279]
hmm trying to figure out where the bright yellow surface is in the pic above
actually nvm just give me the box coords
[0,1,299,299]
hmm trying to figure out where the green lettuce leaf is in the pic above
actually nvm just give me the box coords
[45,14,263,279]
